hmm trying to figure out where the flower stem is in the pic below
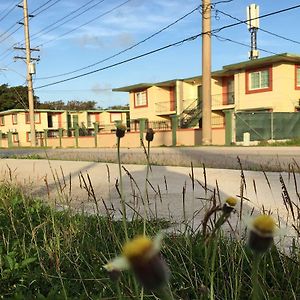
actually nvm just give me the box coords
[251,253,262,300]
[117,137,128,241]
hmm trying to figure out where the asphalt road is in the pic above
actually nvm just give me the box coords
[1,146,300,171]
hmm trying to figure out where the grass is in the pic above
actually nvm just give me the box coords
[1,132,300,299]
[0,181,299,299]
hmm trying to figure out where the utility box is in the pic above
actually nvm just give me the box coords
[29,62,36,74]
[243,132,250,146]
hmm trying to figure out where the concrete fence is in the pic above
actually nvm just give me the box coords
[0,128,225,148]
[0,117,226,148]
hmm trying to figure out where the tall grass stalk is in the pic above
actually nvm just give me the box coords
[117,136,128,241]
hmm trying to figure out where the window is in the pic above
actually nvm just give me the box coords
[134,91,147,107]
[295,65,300,89]
[13,133,19,143]
[12,114,18,124]
[246,67,272,94]
[110,113,122,123]
[25,112,41,124]
[0,116,4,126]
[26,132,31,142]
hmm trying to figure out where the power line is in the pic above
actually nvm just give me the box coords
[35,33,202,89]
[0,1,21,23]
[31,0,106,42]
[36,4,201,80]
[0,0,63,44]
[212,33,278,56]
[211,3,300,34]
[36,0,132,47]
[33,0,63,17]
[216,9,300,46]
[34,2,300,88]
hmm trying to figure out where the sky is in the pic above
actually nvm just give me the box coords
[0,0,300,108]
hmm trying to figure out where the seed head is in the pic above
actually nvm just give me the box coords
[145,128,155,142]
[116,123,126,138]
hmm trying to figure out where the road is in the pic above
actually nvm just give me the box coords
[1,146,300,171]
[0,158,298,243]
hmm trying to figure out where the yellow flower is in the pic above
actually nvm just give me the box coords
[122,236,153,262]
[222,196,238,214]
[104,233,169,290]
[252,214,276,235]
[226,197,238,207]
[248,214,276,253]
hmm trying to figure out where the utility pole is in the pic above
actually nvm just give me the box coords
[201,0,212,145]
[17,0,37,146]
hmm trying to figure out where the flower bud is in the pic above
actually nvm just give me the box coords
[145,128,155,142]
[116,124,126,138]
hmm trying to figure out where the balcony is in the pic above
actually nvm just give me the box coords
[211,92,235,108]
[155,100,176,115]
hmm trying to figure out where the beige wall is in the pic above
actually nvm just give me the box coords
[234,63,300,112]
[130,86,172,121]
[177,128,225,146]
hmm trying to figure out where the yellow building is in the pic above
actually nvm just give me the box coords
[0,108,128,147]
[113,53,300,140]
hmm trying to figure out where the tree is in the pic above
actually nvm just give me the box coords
[0,84,39,111]
[39,100,97,110]
[106,104,129,110]
[38,100,65,110]
[66,100,97,110]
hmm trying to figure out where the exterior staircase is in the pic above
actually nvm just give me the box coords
[179,99,202,128]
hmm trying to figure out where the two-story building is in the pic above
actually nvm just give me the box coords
[0,108,128,146]
[113,53,300,143]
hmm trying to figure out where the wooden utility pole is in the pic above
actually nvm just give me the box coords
[22,0,36,146]
[201,0,212,145]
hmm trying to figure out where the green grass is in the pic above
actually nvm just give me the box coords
[0,183,299,299]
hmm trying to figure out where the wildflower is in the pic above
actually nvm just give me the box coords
[104,234,169,290]
[248,214,276,253]
[116,123,127,138]
[222,196,238,214]
[145,128,155,142]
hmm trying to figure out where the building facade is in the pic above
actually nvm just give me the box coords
[0,108,128,147]
[113,53,300,143]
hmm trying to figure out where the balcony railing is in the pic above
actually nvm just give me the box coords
[155,101,176,114]
[212,92,235,107]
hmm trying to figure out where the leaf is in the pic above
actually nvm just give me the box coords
[21,257,37,268]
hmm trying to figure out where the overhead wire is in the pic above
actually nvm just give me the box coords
[0,0,62,44]
[37,4,201,80]
[34,2,300,89]
[212,34,279,56]
[30,0,98,39]
[0,1,21,23]
[0,0,64,62]
[35,33,202,89]
[36,0,132,47]
[216,9,300,46]
[32,0,63,17]
[30,0,106,42]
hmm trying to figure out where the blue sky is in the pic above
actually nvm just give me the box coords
[0,0,300,108]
